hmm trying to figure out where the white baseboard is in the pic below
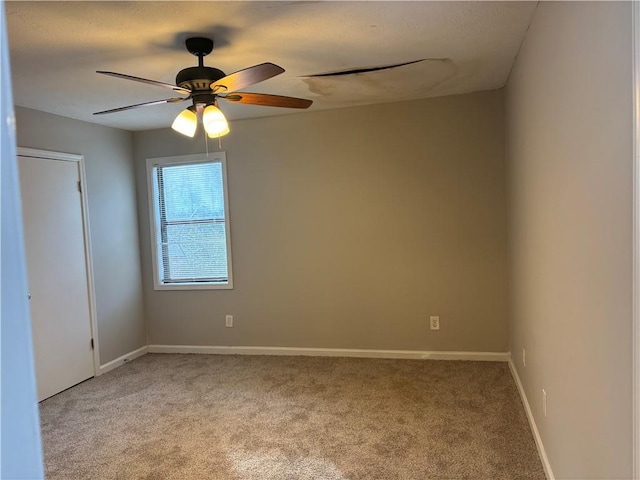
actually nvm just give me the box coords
[98,345,148,375]
[96,345,508,375]
[508,357,555,480]
[147,344,510,361]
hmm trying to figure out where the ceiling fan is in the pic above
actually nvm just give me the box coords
[94,37,313,138]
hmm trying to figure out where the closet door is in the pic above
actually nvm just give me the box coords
[18,154,94,401]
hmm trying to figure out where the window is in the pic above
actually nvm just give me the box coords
[146,153,233,290]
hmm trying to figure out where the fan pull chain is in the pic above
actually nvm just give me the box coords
[202,131,223,155]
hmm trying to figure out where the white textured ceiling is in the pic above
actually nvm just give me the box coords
[5,1,537,132]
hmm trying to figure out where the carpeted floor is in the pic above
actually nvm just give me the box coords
[39,354,545,479]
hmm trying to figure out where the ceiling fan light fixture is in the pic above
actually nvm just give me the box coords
[171,107,198,137]
[203,104,229,137]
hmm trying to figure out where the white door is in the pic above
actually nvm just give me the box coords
[18,155,95,401]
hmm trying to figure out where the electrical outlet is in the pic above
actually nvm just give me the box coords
[542,389,547,418]
[429,316,440,330]
[225,315,233,328]
[522,348,526,367]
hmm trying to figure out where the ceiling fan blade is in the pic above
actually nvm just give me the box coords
[211,63,285,93]
[97,71,191,95]
[93,97,188,115]
[221,92,312,109]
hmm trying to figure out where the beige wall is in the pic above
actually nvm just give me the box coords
[15,106,147,365]
[133,90,509,352]
[505,2,633,478]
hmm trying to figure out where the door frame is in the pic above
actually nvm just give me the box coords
[17,147,100,377]
[633,2,640,478]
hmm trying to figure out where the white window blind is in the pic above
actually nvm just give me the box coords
[147,153,233,290]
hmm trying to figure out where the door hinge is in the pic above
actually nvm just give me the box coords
[77,180,82,193]
[90,338,94,350]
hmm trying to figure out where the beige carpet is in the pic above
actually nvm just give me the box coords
[39,354,545,479]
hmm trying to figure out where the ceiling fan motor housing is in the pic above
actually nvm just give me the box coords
[176,66,226,92]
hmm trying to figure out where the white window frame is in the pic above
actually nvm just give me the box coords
[146,152,233,290]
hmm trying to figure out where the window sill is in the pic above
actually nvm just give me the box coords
[153,282,233,291]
